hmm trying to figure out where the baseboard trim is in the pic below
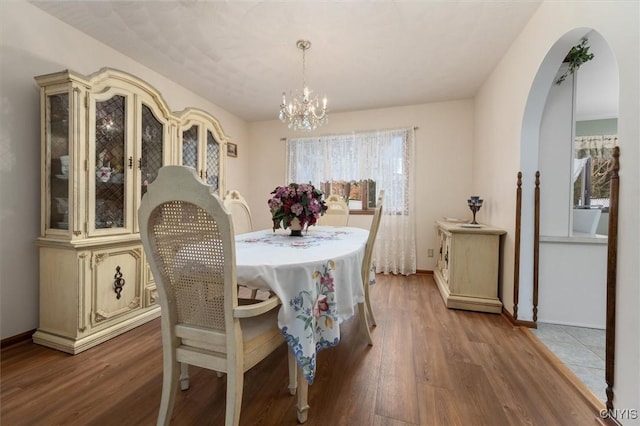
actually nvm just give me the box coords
[501,307,537,328]
[1,329,36,350]
[415,269,433,275]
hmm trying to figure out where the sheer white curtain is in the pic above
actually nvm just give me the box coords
[287,128,416,275]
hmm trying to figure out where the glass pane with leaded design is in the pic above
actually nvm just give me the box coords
[48,93,70,230]
[206,130,219,190]
[95,95,125,229]
[182,125,198,170]
[141,104,164,197]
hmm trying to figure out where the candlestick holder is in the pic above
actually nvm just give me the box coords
[468,196,483,224]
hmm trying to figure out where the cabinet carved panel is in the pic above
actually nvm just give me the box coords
[91,246,142,326]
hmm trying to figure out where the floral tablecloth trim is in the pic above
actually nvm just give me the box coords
[282,327,338,384]
[282,260,340,384]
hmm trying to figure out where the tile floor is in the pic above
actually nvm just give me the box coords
[530,323,606,401]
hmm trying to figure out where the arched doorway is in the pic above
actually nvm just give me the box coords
[518,29,619,407]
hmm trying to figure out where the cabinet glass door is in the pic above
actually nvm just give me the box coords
[47,93,70,230]
[140,104,164,197]
[95,95,126,229]
[206,130,220,191]
[182,125,199,172]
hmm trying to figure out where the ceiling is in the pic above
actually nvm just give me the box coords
[31,1,544,123]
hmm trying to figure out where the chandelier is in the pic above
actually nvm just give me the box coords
[279,40,328,131]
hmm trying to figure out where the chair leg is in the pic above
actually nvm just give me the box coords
[157,354,180,426]
[225,362,243,426]
[364,282,377,326]
[287,348,297,396]
[250,289,258,299]
[179,362,190,391]
[358,302,374,346]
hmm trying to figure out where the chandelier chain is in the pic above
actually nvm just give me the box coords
[299,40,308,90]
[302,46,306,89]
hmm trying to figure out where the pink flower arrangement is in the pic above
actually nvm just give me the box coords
[268,183,328,231]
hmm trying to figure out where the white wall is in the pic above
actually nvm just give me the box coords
[247,101,475,272]
[474,1,639,420]
[538,239,607,328]
[0,0,250,339]
[539,65,575,236]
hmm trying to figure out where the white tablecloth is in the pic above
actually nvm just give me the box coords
[235,226,368,383]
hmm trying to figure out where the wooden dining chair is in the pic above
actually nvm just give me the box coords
[139,166,291,426]
[223,189,253,235]
[318,194,349,226]
[223,189,261,299]
[359,190,384,345]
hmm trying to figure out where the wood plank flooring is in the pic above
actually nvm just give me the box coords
[1,274,603,425]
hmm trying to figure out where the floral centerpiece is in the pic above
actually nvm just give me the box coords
[268,183,327,235]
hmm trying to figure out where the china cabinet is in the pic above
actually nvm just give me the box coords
[433,220,506,313]
[33,68,229,354]
[178,109,225,191]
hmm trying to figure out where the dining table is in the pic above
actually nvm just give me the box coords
[235,225,370,423]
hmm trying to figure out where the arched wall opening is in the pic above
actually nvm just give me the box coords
[519,28,620,407]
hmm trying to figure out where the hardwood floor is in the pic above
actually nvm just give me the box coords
[1,274,603,425]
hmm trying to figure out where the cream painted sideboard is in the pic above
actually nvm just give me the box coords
[33,68,230,354]
[433,221,506,313]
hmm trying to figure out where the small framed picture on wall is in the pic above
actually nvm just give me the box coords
[227,142,238,158]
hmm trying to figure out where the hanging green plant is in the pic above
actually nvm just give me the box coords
[556,38,595,84]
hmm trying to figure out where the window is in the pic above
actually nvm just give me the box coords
[286,129,409,214]
[289,128,418,274]
[573,135,617,209]
[318,179,377,212]
[288,127,417,275]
